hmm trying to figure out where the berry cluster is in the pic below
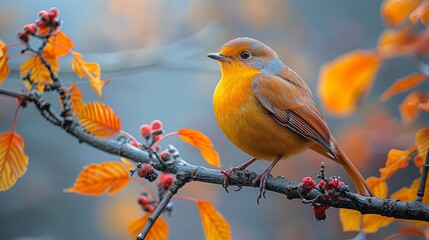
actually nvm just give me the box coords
[17,7,61,43]
[138,120,164,151]
[298,174,347,221]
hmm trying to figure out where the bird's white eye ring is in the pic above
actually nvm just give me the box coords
[240,51,251,60]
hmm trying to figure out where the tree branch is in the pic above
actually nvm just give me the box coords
[1,87,429,223]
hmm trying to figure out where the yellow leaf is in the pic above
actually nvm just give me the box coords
[64,161,130,195]
[416,128,429,165]
[44,31,73,58]
[399,91,428,124]
[318,50,381,116]
[127,213,169,240]
[121,158,134,170]
[0,39,10,85]
[380,73,427,101]
[70,82,85,114]
[366,177,388,198]
[339,209,361,232]
[379,148,414,180]
[71,52,107,98]
[381,0,422,26]
[20,55,59,92]
[0,131,29,191]
[197,200,231,240]
[77,101,121,139]
[178,129,221,167]
[363,214,395,233]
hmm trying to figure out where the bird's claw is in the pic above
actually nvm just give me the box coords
[220,170,231,193]
[252,172,269,205]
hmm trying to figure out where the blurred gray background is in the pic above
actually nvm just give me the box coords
[1,0,428,239]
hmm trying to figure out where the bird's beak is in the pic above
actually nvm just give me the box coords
[207,53,228,62]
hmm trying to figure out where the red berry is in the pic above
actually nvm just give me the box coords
[138,195,150,207]
[160,151,170,161]
[38,10,48,18]
[17,31,29,43]
[137,163,154,178]
[140,124,151,138]
[151,120,163,135]
[36,20,47,28]
[48,7,59,20]
[160,173,174,189]
[144,205,155,213]
[312,204,327,221]
[24,24,37,35]
[298,176,316,198]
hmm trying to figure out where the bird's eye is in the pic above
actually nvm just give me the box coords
[240,51,251,60]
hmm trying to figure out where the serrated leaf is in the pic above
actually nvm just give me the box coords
[399,91,429,124]
[20,55,59,92]
[197,200,231,240]
[77,101,121,139]
[381,0,422,27]
[0,39,10,85]
[44,31,73,58]
[178,129,220,167]
[0,131,29,191]
[127,213,169,240]
[379,148,414,180]
[64,161,131,195]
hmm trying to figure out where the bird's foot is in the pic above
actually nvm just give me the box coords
[252,170,271,204]
[220,167,245,193]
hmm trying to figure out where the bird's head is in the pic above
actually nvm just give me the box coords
[207,37,284,74]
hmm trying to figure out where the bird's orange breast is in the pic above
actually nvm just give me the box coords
[213,64,310,161]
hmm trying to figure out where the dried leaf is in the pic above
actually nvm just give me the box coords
[0,131,29,191]
[70,82,85,114]
[178,129,220,167]
[399,91,428,124]
[363,214,395,233]
[416,128,429,165]
[71,52,106,98]
[44,31,73,58]
[381,0,422,26]
[380,73,427,101]
[64,161,131,195]
[197,200,231,240]
[0,39,10,85]
[127,213,169,240]
[20,55,59,92]
[339,209,361,232]
[77,101,121,139]
[379,148,414,180]
[318,50,381,116]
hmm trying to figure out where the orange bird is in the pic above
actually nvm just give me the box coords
[208,37,373,201]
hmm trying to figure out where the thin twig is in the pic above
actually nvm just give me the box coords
[138,176,188,239]
[416,149,429,202]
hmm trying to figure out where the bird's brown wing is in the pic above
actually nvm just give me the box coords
[252,72,335,158]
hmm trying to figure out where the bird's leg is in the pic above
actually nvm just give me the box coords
[252,155,282,204]
[221,157,257,192]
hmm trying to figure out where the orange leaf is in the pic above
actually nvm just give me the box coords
[385,228,427,240]
[381,0,422,27]
[379,148,414,180]
[409,1,429,25]
[20,55,59,92]
[318,50,381,116]
[70,82,85,114]
[44,31,73,58]
[71,52,106,98]
[121,158,134,170]
[77,101,121,139]
[420,102,429,111]
[390,178,419,202]
[363,214,395,233]
[178,129,221,167]
[127,213,169,240]
[0,39,10,85]
[366,177,388,198]
[380,73,427,101]
[399,91,429,124]
[416,128,429,165]
[339,209,361,232]
[64,161,131,195]
[197,200,231,240]
[0,131,29,191]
